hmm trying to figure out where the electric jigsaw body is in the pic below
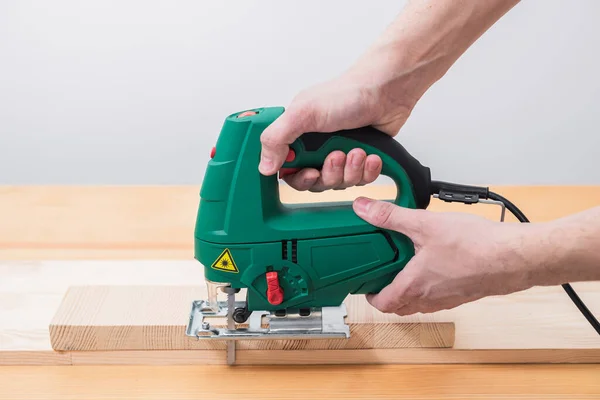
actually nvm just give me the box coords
[186,106,600,364]
[197,107,431,303]
[186,107,434,362]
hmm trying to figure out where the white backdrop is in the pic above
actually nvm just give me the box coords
[1,0,599,185]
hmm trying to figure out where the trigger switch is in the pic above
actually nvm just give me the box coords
[286,149,295,162]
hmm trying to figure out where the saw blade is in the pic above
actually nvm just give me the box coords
[225,288,236,365]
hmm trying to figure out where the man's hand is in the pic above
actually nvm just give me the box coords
[258,68,415,191]
[258,0,521,192]
[352,196,544,315]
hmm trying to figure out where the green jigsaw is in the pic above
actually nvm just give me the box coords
[185,106,499,364]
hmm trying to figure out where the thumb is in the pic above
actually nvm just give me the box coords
[259,105,317,176]
[352,197,426,240]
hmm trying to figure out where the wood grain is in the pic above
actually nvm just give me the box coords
[1,364,599,399]
[49,285,454,351]
[66,349,600,366]
[2,259,600,365]
[2,185,600,399]
[6,349,600,367]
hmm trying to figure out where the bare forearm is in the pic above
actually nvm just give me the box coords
[349,0,521,107]
[527,207,600,286]
[375,0,520,64]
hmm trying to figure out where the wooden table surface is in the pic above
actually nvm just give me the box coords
[1,185,600,399]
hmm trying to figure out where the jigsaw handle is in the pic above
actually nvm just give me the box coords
[283,127,432,209]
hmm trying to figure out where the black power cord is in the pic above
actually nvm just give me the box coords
[431,180,600,336]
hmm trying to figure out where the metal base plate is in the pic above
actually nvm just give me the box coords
[186,300,350,340]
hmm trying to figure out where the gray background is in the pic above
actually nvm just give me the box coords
[1,0,599,185]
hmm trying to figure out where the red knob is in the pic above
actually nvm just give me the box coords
[266,271,284,305]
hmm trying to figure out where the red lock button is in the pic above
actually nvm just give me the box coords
[266,271,284,306]
[285,149,295,162]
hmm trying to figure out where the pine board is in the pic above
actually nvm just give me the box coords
[49,285,454,351]
[2,260,600,365]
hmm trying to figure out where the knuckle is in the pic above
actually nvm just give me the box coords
[333,175,345,188]
[321,174,341,187]
[369,202,395,228]
[368,294,395,314]
[259,132,279,148]
[376,300,396,314]
[349,177,362,186]
[412,212,431,238]
[344,172,362,187]
[287,180,307,192]
[404,283,426,300]
[362,173,377,184]
[397,274,426,300]
[289,101,317,129]
[323,174,344,189]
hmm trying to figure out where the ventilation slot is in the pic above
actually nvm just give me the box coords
[291,240,298,263]
[282,240,288,260]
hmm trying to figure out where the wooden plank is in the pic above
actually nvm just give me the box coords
[0,260,600,364]
[4,347,600,366]
[1,364,600,399]
[49,286,454,351]
[2,259,600,365]
[0,351,71,366]
[4,185,600,260]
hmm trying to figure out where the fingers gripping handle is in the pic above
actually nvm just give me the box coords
[283,127,432,209]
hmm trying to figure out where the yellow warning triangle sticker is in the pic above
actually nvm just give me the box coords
[211,248,239,273]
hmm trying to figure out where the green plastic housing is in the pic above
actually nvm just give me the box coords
[194,107,430,311]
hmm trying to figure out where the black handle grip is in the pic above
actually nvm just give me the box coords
[285,126,432,209]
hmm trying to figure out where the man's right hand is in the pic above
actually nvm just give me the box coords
[258,61,418,192]
[257,0,522,193]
